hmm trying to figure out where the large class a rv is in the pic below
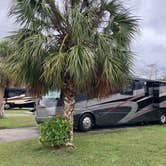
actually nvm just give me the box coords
[36,78,166,131]
[3,87,36,111]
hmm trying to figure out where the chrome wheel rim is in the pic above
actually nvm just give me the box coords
[82,117,92,129]
[161,115,166,124]
[4,104,10,109]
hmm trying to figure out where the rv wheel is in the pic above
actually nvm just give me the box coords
[160,114,166,124]
[4,104,11,110]
[79,114,94,132]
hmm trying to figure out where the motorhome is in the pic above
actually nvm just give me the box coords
[36,78,166,131]
[4,87,36,111]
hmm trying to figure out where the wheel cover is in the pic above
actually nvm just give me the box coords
[4,104,10,109]
[82,117,92,129]
[161,115,166,124]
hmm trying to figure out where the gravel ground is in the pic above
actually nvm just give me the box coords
[0,126,122,143]
[0,124,145,143]
[0,127,38,142]
[5,114,35,117]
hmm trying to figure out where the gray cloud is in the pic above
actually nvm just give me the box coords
[126,0,166,77]
[0,0,17,38]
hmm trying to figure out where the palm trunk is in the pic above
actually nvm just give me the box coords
[0,87,4,118]
[63,81,75,148]
[0,101,4,118]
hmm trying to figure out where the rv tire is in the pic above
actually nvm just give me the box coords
[4,103,11,110]
[78,113,94,132]
[160,114,166,124]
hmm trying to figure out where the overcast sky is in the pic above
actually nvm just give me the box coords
[0,0,166,78]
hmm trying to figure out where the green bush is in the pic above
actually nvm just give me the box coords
[39,116,70,147]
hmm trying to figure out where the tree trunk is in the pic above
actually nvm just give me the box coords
[63,81,75,148]
[0,101,4,118]
[0,87,4,118]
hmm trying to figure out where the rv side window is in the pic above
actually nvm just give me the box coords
[4,88,26,98]
[75,92,87,102]
[134,80,144,90]
[121,82,133,95]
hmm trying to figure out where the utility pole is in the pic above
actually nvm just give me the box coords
[147,64,158,80]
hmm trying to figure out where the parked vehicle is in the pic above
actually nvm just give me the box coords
[4,87,36,111]
[36,78,166,131]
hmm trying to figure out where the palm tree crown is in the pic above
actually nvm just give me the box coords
[7,0,138,96]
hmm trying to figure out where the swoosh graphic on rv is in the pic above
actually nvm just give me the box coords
[87,94,144,112]
[109,94,144,112]
[87,93,145,111]
[125,92,166,123]
[119,96,153,124]
[119,104,153,123]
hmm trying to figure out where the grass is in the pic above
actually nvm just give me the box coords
[0,125,166,166]
[0,116,36,129]
[4,109,31,114]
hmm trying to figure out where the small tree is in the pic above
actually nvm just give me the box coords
[7,0,138,147]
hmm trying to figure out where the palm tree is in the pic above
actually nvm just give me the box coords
[7,0,138,147]
[0,40,13,117]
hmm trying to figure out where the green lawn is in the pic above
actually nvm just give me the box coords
[0,116,36,129]
[0,125,166,166]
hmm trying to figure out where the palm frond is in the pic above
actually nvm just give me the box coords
[0,40,13,87]
[10,0,51,27]
[71,8,92,45]
[67,45,95,90]
[106,11,138,48]
[6,29,53,95]
[43,52,65,90]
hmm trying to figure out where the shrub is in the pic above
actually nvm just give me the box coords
[39,116,70,147]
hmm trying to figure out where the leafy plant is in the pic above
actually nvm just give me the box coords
[39,116,70,147]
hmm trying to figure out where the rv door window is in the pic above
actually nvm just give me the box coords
[121,82,133,95]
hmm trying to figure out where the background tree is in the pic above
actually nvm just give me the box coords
[7,0,138,147]
[0,40,13,117]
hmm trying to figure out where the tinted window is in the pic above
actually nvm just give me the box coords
[75,92,87,102]
[121,82,133,95]
[134,80,144,90]
[4,88,26,98]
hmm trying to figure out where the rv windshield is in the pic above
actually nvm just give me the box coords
[43,91,60,99]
